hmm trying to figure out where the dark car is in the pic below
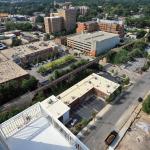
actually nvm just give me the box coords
[105,130,118,145]
[138,97,143,102]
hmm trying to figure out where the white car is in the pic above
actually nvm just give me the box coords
[71,119,78,126]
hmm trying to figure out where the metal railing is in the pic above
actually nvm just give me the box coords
[43,106,89,150]
[0,103,42,138]
[0,103,89,150]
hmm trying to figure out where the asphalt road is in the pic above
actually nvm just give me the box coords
[81,70,150,150]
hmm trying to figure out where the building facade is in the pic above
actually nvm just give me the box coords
[1,41,57,66]
[44,16,63,34]
[45,7,77,34]
[67,31,120,56]
[58,7,77,32]
[77,6,89,16]
[76,20,125,37]
[0,102,89,150]
[98,20,124,38]
[76,21,98,33]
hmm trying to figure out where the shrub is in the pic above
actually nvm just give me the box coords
[32,91,45,103]
[142,95,150,114]
[0,108,23,124]
[38,55,75,74]
[21,76,38,92]
[123,77,130,85]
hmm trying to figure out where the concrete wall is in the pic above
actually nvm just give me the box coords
[95,36,120,55]
[63,111,70,124]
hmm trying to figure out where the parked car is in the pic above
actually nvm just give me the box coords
[0,43,7,50]
[138,97,143,102]
[71,119,78,127]
[105,130,118,145]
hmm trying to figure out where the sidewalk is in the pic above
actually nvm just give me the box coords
[108,91,150,150]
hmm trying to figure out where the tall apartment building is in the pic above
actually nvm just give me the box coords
[44,16,63,34]
[77,6,89,16]
[44,7,77,34]
[0,13,9,22]
[58,7,77,32]
[76,21,98,33]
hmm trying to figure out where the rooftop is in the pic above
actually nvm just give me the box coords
[0,53,8,63]
[0,103,89,150]
[58,73,120,105]
[67,31,119,43]
[41,95,70,119]
[0,60,28,84]
[1,41,56,60]
[99,19,124,25]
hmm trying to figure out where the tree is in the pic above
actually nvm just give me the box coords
[21,77,38,92]
[33,91,45,103]
[0,80,20,105]
[54,70,61,79]
[35,16,44,23]
[136,30,147,39]
[43,33,50,41]
[5,21,32,31]
[142,95,150,114]
[123,77,130,85]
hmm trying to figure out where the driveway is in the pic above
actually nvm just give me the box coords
[81,70,150,150]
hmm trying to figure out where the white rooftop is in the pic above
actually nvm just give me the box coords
[0,103,89,150]
[98,19,123,25]
[58,73,120,105]
[41,95,70,119]
[6,117,74,150]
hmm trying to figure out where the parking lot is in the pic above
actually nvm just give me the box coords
[104,58,146,83]
[71,96,106,121]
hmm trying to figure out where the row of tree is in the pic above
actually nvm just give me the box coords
[0,76,38,105]
[5,21,33,31]
[107,40,148,64]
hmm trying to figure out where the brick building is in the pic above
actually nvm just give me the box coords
[76,19,124,37]
[76,21,98,33]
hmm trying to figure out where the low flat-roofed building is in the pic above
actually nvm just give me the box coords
[58,73,120,107]
[0,60,29,84]
[1,41,57,65]
[41,95,70,124]
[0,103,89,150]
[67,31,120,56]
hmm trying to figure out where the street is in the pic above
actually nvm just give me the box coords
[81,70,150,150]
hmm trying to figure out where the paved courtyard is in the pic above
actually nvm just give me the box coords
[104,58,146,83]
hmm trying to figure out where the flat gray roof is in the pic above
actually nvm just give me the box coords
[0,60,28,84]
[1,41,56,60]
[67,31,119,43]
